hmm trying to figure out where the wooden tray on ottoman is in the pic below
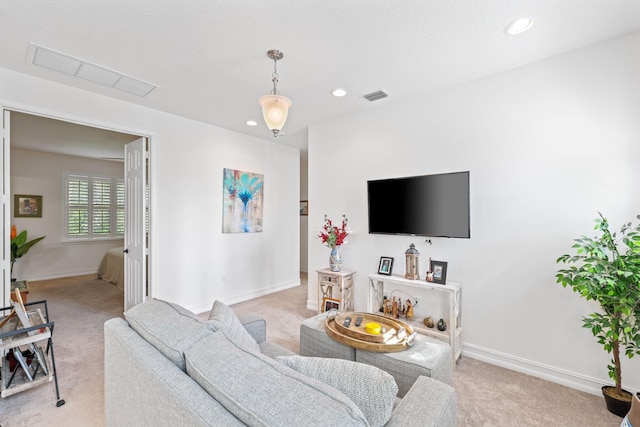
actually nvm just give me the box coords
[325,312,416,352]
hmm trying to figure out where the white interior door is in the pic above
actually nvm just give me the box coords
[1,110,9,309]
[124,137,147,311]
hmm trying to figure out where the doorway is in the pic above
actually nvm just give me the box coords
[2,109,150,308]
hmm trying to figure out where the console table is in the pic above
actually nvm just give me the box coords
[367,274,462,363]
[317,269,354,314]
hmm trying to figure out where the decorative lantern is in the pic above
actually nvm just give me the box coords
[405,243,420,280]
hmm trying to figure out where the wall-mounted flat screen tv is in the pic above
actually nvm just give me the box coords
[367,171,470,238]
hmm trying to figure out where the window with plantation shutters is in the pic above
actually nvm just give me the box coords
[65,174,124,241]
[116,180,125,234]
[67,176,89,236]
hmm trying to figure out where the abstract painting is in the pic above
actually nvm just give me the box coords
[222,168,264,233]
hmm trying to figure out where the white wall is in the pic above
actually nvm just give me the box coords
[1,67,300,314]
[307,32,640,395]
[11,148,124,280]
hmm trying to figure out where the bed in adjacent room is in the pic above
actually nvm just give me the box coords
[98,246,125,292]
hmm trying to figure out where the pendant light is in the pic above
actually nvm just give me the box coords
[258,49,292,137]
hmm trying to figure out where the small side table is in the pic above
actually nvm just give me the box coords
[317,269,355,314]
[10,281,29,304]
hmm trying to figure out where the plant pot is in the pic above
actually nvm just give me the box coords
[602,385,633,417]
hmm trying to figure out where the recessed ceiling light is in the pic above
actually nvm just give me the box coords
[331,88,347,97]
[246,120,258,126]
[505,18,534,35]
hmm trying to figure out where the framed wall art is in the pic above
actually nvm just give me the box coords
[222,168,264,233]
[14,195,42,218]
[378,256,394,275]
[430,260,448,284]
[322,297,341,313]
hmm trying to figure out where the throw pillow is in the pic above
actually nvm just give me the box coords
[124,298,217,371]
[277,355,398,427]
[185,332,369,427]
[207,300,260,353]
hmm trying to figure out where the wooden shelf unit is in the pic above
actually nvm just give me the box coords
[317,269,355,314]
[367,274,462,363]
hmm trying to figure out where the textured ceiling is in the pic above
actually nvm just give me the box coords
[10,112,139,160]
[2,0,640,157]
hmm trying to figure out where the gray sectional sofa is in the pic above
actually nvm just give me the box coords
[104,299,457,426]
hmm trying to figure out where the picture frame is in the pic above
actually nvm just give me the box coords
[222,168,264,233]
[430,260,448,284]
[14,194,42,218]
[300,200,308,216]
[378,256,394,276]
[322,297,341,313]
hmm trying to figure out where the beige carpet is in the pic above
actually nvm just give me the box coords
[1,274,623,426]
[1,275,123,427]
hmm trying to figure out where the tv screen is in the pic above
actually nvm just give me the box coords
[367,171,470,238]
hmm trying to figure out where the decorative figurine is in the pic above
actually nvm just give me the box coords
[405,243,420,280]
[382,298,392,316]
[425,257,433,281]
[392,298,398,318]
[437,318,447,331]
[380,296,388,313]
[423,316,434,328]
[405,299,414,321]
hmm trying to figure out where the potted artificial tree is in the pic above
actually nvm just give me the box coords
[556,213,640,417]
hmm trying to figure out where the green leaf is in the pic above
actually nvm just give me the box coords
[11,233,45,262]
[12,230,27,246]
[555,212,640,384]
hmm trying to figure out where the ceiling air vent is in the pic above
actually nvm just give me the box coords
[362,89,390,102]
[28,43,158,97]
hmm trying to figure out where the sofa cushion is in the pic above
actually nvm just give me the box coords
[277,356,398,427]
[185,332,369,427]
[207,300,260,353]
[124,299,217,371]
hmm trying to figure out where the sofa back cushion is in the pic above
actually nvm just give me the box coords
[124,299,218,371]
[277,356,397,427]
[207,300,260,353]
[185,332,369,427]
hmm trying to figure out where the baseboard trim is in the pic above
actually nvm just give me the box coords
[191,279,302,314]
[463,343,607,396]
[20,269,98,282]
[306,299,316,312]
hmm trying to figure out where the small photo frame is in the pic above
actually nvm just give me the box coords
[14,195,42,218]
[378,256,394,276]
[300,200,308,216]
[322,297,341,313]
[430,260,448,284]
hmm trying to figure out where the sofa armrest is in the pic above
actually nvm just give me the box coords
[386,376,456,427]
[237,312,266,344]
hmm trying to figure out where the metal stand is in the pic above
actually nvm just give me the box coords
[0,299,65,407]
